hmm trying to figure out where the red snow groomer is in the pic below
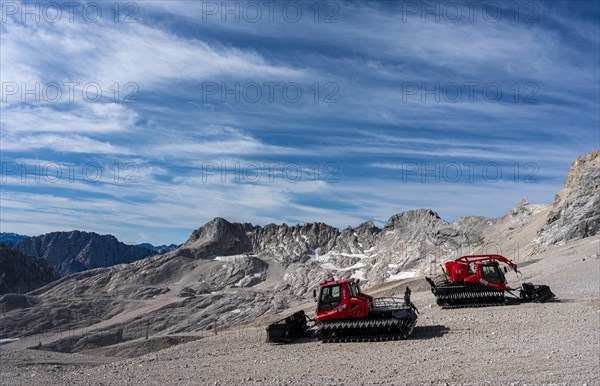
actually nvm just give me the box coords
[314,278,418,342]
[266,277,418,343]
[426,254,554,308]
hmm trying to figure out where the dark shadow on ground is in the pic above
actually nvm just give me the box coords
[410,324,450,340]
[505,297,563,306]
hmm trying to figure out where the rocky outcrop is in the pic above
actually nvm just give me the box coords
[365,209,483,281]
[177,218,340,265]
[0,244,60,294]
[252,222,340,265]
[178,218,254,260]
[13,231,155,276]
[536,150,600,250]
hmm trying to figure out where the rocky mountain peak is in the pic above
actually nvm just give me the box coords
[180,218,253,260]
[384,209,444,229]
[355,220,379,233]
[565,149,600,190]
[536,149,600,250]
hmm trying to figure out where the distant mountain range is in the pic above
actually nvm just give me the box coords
[0,233,28,245]
[0,232,178,278]
[12,231,157,277]
[136,243,179,254]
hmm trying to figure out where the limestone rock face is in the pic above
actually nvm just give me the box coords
[176,208,484,285]
[178,218,254,260]
[536,150,600,251]
[178,218,340,265]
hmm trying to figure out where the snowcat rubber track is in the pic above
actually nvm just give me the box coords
[318,316,416,343]
[435,291,506,309]
[426,278,508,308]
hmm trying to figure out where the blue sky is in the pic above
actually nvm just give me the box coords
[1,1,599,245]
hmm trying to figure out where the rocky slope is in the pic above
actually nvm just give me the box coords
[0,244,60,295]
[13,231,155,276]
[2,235,598,386]
[536,150,600,250]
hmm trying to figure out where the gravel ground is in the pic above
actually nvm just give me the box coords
[1,237,598,386]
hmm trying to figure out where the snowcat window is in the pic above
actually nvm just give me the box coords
[318,284,342,311]
[482,265,503,283]
[348,283,358,297]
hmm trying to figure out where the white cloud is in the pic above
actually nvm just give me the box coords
[1,103,138,133]
[144,126,298,158]
[0,163,560,245]
[1,132,129,154]
[1,16,307,90]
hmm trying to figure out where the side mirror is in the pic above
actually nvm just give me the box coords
[313,289,317,302]
[503,267,508,273]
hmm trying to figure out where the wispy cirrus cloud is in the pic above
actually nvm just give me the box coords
[2,103,138,133]
[0,14,307,88]
[1,132,130,154]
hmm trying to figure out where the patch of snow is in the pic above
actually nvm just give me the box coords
[340,253,369,259]
[351,270,366,281]
[314,250,333,263]
[388,264,399,268]
[345,262,366,270]
[301,235,308,241]
[213,254,255,262]
[320,262,338,270]
[245,231,253,236]
[230,309,241,314]
[386,271,417,282]
[365,247,376,253]
[320,262,365,272]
